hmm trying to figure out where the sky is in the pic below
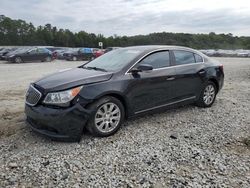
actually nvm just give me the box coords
[0,0,250,36]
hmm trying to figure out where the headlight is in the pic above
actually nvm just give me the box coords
[43,86,82,106]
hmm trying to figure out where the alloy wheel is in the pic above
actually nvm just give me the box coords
[94,102,121,133]
[203,84,215,105]
[15,57,22,63]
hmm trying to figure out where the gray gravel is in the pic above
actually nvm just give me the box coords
[0,58,250,187]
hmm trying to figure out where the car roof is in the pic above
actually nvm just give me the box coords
[122,45,196,51]
[121,45,205,58]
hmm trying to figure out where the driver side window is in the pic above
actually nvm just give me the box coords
[29,49,37,54]
[136,51,170,69]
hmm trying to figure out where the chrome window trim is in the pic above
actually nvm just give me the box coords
[125,49,204,74]
[25,84,42,106]
[134,96,196,114]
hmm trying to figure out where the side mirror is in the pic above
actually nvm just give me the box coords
[131,64,153,74]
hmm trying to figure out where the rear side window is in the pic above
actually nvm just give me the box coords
[194,53,203,62]
[173,50,196,65]
[38,48,47,53]
[137,51,170,69]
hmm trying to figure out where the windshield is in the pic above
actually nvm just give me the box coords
[83,48,141,72]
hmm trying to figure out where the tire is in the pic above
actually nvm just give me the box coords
[14,57,22,63]
[86,96,125,137]
[196,81,217,108]
[72,56,77,61]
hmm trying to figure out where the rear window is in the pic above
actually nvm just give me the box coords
[173,50,196,65]
[194,53,203,62]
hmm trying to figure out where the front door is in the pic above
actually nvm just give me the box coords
[126,50,176,113]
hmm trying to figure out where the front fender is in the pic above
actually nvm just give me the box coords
[78,80,133,116]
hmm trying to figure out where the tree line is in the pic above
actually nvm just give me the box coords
[1,15,250,49]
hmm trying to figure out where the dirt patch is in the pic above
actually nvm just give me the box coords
[0,90,25,100]
[0,109,25,138]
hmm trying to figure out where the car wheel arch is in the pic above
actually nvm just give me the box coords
[93,92,129,118]
[208,77,219,93]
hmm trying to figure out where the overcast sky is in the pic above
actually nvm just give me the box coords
[1,0,250,36]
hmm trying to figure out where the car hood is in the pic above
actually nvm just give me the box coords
[35,68,113,92]
[9,52,26,56]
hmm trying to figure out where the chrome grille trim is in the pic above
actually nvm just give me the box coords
[25,85,42,106]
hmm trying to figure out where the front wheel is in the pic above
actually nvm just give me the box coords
[196,81,217,108]
[86,96,125,137]
[14,57,22,63]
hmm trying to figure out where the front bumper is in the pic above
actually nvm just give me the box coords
[25,103,91,141]
[6,56,15,62]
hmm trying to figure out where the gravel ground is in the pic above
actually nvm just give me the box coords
[0,58,249,187]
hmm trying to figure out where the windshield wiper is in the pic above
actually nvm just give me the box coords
[84,66,108,72]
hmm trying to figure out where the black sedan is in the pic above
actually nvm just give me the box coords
[25,45,224,141]
[7,47,52,63]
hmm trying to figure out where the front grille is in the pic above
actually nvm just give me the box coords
[25,85,42,106]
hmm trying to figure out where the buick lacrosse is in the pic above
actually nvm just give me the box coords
[25,46,224,141]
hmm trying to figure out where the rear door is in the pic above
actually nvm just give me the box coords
[171,50,206,100]
[127,50,176,113]
[37,48,48,60]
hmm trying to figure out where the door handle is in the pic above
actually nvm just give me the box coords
[166,77,175,81]
[198,70,206,75]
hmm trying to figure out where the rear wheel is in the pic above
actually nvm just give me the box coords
[196,81,217,107]
[86,96,125,137]
[14,57,22,63]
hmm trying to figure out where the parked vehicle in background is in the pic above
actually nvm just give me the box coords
[93,48,105,58]
[56,49,69,59]
[4,47,25,60]
[200,49,250,57]
[7,47,53,63]
[25,45,224,141]
[46,47,63,52]
[52,49,66,59]
[105,47,121,53]
[0,47,17,60]
[236,50,249,57]
[63,48,95,61]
